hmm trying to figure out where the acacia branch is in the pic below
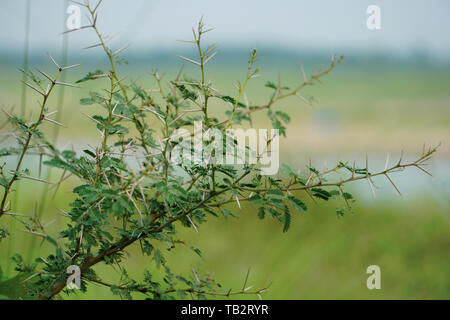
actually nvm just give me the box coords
[0,61,74,218]
[237,146,437,194]
[88,276,269,299]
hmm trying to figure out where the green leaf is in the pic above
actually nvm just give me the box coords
[0,271,35,299]
[76,70,104,83]
[80,97,95,105]
[0,227,9,243]
[172,83,198,101]
[153,249,165,269]
[221,208,237,218]
[283,207,291,232]
[288,196,307,212]
[265,81,277,90]
[275,110,291,123]
[311,188,331,201]
[218,95,246,108]
[189,245,202,258]
[266,189,285,200]
[83,149,96,158]
[257,207,265,220]
[343,192,353,199]
[44,235,58,247]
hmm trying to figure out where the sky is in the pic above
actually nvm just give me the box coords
[1,0,450,60]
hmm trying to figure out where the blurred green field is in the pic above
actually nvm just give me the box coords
[1,183,449,299]
[0,54,449,299]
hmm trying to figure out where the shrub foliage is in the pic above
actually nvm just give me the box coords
[0,1,437,299]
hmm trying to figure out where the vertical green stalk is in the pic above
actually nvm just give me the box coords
[6,0,31,276]
[20,1,31,119]
[53,0,69,144]
[26,0,69,263]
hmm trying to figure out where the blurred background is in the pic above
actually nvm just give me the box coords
[0,0,449,299]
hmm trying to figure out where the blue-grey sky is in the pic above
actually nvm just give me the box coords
[1,0,450,59]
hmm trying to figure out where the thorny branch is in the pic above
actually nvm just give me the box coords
[0,0,439,300]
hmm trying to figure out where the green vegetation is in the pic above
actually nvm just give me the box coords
[0,0,448,300]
